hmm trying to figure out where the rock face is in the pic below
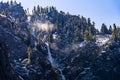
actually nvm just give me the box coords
[90,41,120,80]
[0,41,20,80]
[0,1,120,80]
[0,17,28,60]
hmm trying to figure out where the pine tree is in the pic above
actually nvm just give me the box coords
[88,18,91,27]
[74,27,84,43]
[113,23,117,30]
[10,0,13,5]
[19,2,21,6]
[111,24,120,41]
[14,1,17,5]
[92,21,95,27]
[46,7,48,13]
[108,25,112,34]
[100,23,109,34]
[84,27,96,41]
[41,7,43,13]
[90,21,96,35]
[33,6,36,13]
[112,24,117,40]
[37,5,40,12]
[7,1,9,4]
[111,29,117,41]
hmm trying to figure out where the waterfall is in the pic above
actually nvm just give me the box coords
[45,42,66,80]
[45,42,55,67]
[59,68,66,80]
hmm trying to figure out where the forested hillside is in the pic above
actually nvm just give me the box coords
[0,1,120,80]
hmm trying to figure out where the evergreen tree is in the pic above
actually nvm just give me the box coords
[108,25,112,34]
[46,7,48,13]
[27,8,30,15]
[112,24,117,40]
[100,23,109,34]
[14,1,17,5]
[10,0,13,5]
[88,18,91,27]
[19,2,21,6]
[92,21,95,27]
[113,23,117,30]
[74,27,84,43]
[37,5,40,12]
[33,6,36,13]
[111,24,120,41]
[90,21,96,35]
[84,27,96,41]
[7,1,9,4]
[41,7,43,13]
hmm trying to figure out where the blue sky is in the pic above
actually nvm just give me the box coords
[2,0,120,29]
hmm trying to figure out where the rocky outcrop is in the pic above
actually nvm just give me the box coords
[0,1,120,80]
[0,41,20,80]
[0,18,28,60]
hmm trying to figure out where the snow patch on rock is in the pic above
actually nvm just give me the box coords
[96,35,111,47]
[79,41,87,47]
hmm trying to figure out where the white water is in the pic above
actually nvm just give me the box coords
[45,42,55,67]
[59,68,66,80]
[45,42,66,80]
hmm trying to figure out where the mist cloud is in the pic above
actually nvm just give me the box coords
[33,21,54,33]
